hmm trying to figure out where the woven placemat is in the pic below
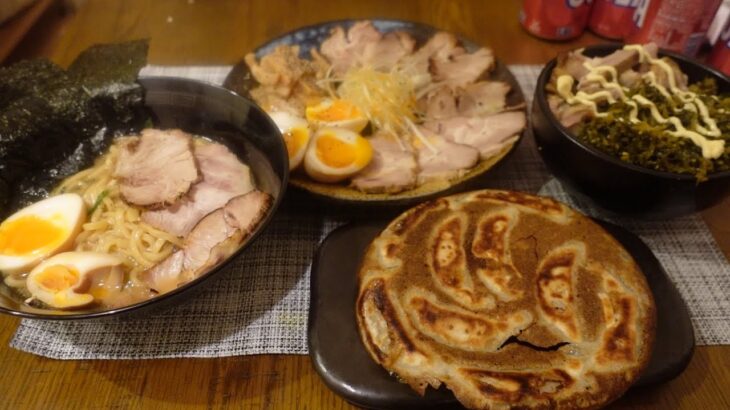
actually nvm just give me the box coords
[9,65,730,359]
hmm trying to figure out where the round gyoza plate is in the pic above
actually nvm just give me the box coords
[223,19,526,209]
[308,219,694,409]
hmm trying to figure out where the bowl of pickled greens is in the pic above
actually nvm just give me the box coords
[532,43,730,217]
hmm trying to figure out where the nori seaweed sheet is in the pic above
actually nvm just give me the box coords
[0,60,69,112]
[0,40,149,216]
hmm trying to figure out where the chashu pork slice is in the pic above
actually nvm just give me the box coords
[425,111,525,159]
[183,190,272,277]
[320,21,415,74]
[432,47,494,89]
[351,132,418,194]
[397,31,454,90]
[575,43,659,89]
[401,30,459,81]
[400,31,494,90]
[140,250,185,294]
[114,129,199,207]
[414,127,479,182]
[419,81,512,120]
[555,50,591,81]
[419,86,458,120]
[181,209,240,277]
[366,31,416,71]
[142,142,254,237]
[457,81,511,116]
[320,22,380,74]
[141,190,272,293]
[548,94,593,130]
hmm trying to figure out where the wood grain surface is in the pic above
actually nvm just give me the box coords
[1,1,729,409]
[0,0,55,62]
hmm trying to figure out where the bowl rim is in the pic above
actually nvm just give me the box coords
[534,42,730,182]
[252,17,479,57]
[0,76,289,320]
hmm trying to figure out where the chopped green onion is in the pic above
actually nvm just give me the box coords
[88,190,109,216]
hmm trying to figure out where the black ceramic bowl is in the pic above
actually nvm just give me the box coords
[532,43,730,218]
[0,77,288,320]
[224,19,526,210]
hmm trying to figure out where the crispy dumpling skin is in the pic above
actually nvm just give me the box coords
[356,189,656,410]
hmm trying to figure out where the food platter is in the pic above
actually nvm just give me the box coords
[308,219,694,409]
[224,19,527,208]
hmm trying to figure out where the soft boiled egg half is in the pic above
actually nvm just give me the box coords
[305,99,368,133]
[26,251,124,309]
[304,127,373,183]
[269,111,311,170]
[0,194,86,275]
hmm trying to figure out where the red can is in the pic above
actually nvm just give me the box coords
[708,17,730,76]
[520,0,594,41]
[685,0,722,56]
[588,0,639,39]
[627,0,720,56]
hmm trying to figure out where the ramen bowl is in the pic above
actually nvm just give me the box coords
[532,43,730,218]
[0,77,288,320]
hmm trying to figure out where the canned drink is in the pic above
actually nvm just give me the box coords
[707,1,729,46]
[588,0,639,39]
[686,0,722,55]
[520,0,594,41]
[708,17,730,76]
[627,0,720,56]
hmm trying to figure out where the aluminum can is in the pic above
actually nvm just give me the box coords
[708,17,730,76]
[686,0,722,55]
[520,0,594,41]
[588,0,639,39]
[627,0,721,56]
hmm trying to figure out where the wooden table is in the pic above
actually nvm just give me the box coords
[0,0,56,62]
[1,1,729,409]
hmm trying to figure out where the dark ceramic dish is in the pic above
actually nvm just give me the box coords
[0,77,288,320]
[224,19,526,209]
[309,220,694,409]
[532,43,730,218]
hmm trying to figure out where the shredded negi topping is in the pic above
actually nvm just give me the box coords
[548,43,730,181]
[240,21,527,194]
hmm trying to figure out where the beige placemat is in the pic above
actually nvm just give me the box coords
[9,65,730,359]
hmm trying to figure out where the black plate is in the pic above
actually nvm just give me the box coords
[223,19,526,209]
[308,220,695,409]
[0,77,289,320]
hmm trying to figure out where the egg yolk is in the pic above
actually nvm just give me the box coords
[35,265,79,292]
[0,215,66,256]
[284,127,309,159]
[307,100,361,122]
[316,135,357,168]
[90,288,109,299]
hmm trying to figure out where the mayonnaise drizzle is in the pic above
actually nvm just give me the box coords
[584,72,628,98]
[625,100,639,123]
[556,75,608,117]
[632,95,667,124]
[558,44,725,159]
[582,61,618,81]
[643,71,672,100]
[668,117,725,159]
[626,44,720,136]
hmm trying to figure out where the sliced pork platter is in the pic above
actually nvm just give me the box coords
[225,20,527,204]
